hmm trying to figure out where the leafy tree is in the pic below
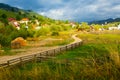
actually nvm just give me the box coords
[17,28,29,39]
[50,24,63,31]
[0,34,12,46]
[16,15,21,20]
[51,31,59,36]
[34,27,50,37]
[65,20,69,24]
[1,14,7,19]
[77,22,89,31]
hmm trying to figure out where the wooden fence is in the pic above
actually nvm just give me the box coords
[0,41,83,68]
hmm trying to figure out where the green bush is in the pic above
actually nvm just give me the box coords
[50,24,63,31]
[0,34,12,46]
[51,31,59,36]
[34,27,50,37]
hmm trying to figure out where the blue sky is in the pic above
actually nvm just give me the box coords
[1,0,120,22]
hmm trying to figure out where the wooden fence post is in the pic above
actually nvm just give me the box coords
[53,49,56,56]
[39,53,42,56]
[7,61,10,66]
[46,51,49,56]
[71,44,73,49]
[66,45,67,51]
[20,57,23,65]
[75,43,77,47]
[34,54,37,62]
[60,47,62,52]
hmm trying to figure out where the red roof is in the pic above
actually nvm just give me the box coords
[8,18,16,21]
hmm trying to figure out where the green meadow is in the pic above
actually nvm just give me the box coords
[1,30,120,80]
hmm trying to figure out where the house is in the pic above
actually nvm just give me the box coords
[35,20,40,25]
[118,24,120,30]
[70,22,76,28]
[19,18,29,25]
[8,18,20,30]
[42,24,49,28]
[13,21,20,30]
[108,27,118,30]
[35,26,41,30]
[99,28,105,31]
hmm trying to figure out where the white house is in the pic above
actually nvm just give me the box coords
[19,18,29,25]
[35,20,40,25]
[109,27,118,30]
[70,22,76,28]
[118,24,120,30]
[35,26,41,30]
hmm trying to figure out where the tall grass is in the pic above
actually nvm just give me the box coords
[0,30,120,80]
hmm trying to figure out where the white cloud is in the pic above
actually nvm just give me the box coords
[111,5,120,11]
[37,0,63,5]
[38,0,114,21]
[39,9,66,20]
[2,0,120,21]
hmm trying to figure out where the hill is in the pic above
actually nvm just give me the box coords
[0,3,24,12]
[89,18,120,24]
[0,3,73,47]
[0,3,50,23]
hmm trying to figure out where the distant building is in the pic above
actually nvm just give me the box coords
[108,24,120,30]
[35,20,40,25]
[19,18,29,25]
[8,18,20,30]
[8,18,16,22]
[108,27,118,30]
[118,24,120,30]
[35,26,41,30]
[70,22,76,28]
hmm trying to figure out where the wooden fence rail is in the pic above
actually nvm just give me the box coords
[0,41,83,68]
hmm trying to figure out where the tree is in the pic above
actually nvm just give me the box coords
[50,24,63,32]
[1,14,7,19]
[1,14,8,25]
[34,27,50,37]
[16,15,21,20]
[77,22,89,31]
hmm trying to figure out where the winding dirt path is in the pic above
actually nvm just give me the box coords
[71,34,82,44]
[0,34,82,64]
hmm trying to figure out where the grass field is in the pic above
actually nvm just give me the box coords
[0,30,75,56]
[0,30,120,80]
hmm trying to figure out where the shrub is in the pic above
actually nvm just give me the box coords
[50,24,63,31]
[34,27,50,37]
[0,34,12,47]
[51,31,59,36]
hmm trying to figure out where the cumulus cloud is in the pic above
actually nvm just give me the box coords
[37,0,120,21]
[38,0,63,5]
[1,0,120,21]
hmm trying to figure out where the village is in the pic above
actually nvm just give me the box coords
[1,1,120,79]
[8,17,41,30]
[0,16,120,54]
[8,18,120,31]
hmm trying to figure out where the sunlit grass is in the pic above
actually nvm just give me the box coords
[0,30,75,56]
[0,30,120,80]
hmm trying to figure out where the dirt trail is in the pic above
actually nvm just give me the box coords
[71,34,82,43]
[0,34,82,64]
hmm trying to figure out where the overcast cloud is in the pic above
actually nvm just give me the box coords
[1,0,120,22]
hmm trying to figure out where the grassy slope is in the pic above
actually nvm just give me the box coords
[1,30,120,80]
[0,9,18,18]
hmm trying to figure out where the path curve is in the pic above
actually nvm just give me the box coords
[0,34,82,64]
[71,34,82,44]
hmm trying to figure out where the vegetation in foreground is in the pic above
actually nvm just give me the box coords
[0,30,120,80]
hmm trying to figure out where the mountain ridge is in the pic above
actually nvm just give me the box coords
[89,18,120,24]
